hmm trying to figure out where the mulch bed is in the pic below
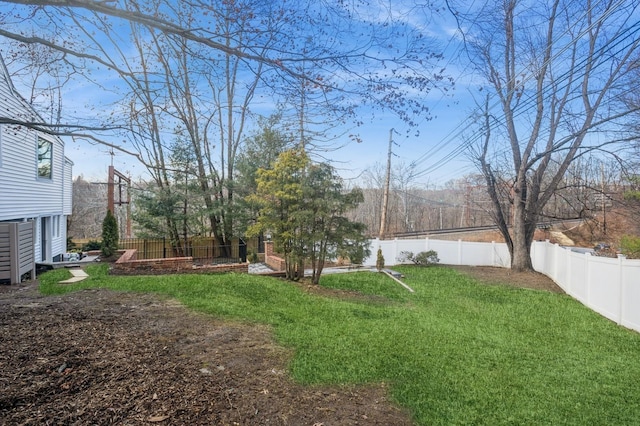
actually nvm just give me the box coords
[0,282,411,425]
[449,265,565,293]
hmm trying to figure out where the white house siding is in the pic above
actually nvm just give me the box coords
[0,55,73,262]
[51,215,66,260]
[63,157,73,215]
[0,132,66,218]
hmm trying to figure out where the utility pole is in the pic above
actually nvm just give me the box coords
[107,150,115,214]
[601,163,607,235]
[107,165,115,214]
[379,129,393,240]
[107,165,132,238]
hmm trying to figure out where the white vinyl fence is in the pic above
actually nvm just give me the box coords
[364,238,640,333]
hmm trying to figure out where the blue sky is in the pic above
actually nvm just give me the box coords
[3,0,638,190]
[2,1,479,188]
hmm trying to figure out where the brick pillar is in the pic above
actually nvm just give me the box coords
[265,241,274,257]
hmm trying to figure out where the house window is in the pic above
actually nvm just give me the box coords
[37,137,52,179]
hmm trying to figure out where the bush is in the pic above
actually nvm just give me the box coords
[248,250,259,263]
[340,242,370,266]
[397,251,414,264]
[398,250,439,267]
[376,248,385,271]
[620,235,640,259]
[82,240,102,251]
[414,250,439,266]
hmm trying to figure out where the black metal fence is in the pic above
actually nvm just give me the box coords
[118,237,247,265]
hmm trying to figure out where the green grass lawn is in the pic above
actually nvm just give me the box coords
[40,265,640,425]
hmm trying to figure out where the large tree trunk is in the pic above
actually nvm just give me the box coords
[510,203,534,272]
[511,241,532,271]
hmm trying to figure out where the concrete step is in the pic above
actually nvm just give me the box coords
[59,268,88,284]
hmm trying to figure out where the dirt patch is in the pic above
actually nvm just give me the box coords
[449,265,564,293]
[293,278,395,304]
[563,210,640,251]
[0,282,411,425]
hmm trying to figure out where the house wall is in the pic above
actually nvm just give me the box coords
[0,56,73,262]
[0,130,67,220]
[0,221,36,283]
[63,157,73,215]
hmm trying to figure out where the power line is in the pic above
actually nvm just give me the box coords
[409,0,636,180]
[428,18,640,175]
[416,1,638,178]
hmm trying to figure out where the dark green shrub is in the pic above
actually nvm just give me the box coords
[338,240,370,266]
[101,210,119,258]
[82,240,102,251]
[414,250,439,266]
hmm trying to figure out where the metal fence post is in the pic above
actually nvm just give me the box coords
[239,238,247,263]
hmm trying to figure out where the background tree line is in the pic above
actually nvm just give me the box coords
[70,149,640,246]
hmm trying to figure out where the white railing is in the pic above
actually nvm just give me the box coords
[364,238,640,333]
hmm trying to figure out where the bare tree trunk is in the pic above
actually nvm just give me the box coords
[463,0,640,271]
[511,201,534,271]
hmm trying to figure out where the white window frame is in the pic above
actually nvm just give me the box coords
[37,136,53,180]
[53,215,60,238]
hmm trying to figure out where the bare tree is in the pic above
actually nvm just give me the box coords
[393,161,421,233]
[454,0,640,270]
[69,176,107,239]
[2,41,73,125]
[0,0,449,242]
[349,164,497,236]
[0,0,448,155]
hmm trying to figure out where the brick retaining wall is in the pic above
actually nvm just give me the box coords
[264,241,285,271]
[111,249,248,275]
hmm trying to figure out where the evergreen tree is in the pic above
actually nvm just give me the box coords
[248,148,369,284]
[101,210,119,258]
[376,248,385,271]
[235,114,294,236]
